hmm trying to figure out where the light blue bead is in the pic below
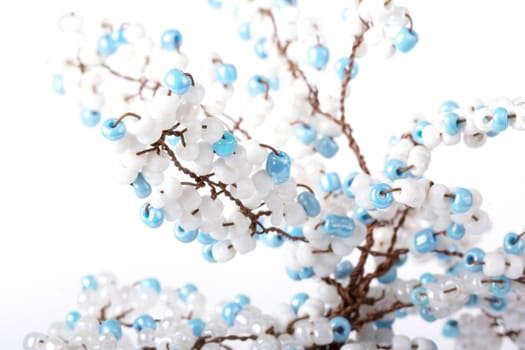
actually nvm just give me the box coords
[330,316,351,343]
[213,131,238,157]
[173,225,199,243]
[215,64,238,84]
[435,244,458,261]
[238,23,251,40]
[81,275,97,291]
[202,244,217,263]
[308,44,330,69]
[442,112,461,135]
[353,206,375,224]
[487,130,499,137]
[442,319,459,338]
[384,159,409,180]
[260,233,285,248]
[65,311,81,330]
[234,294,250,307]
[322,214,355,238]
[334,260,353,279]
[490,276,511,297]
[290,293,309,314]
[97,34,118,55]
[247,75,269,96]
[254,37,268,59]
[131,173,151,199]
[411,287,429,306]
[166,135,180,146]
[414,228,437,254]
[492,107,509,132]
[439,100,460,114]
[133,314,157,333]
[419,307,437,323]
[140,203,164,228]
[164,68,191,95]
[315,136,339,158]
[319,172,342,193]
[179,283,197,302]
[393,27,419,53]
[395,309,408,319]
[298,267,314,279]
[462,247,485,272]
[101,119,126,141]
[99,319,122,340]
[266,151,291,184]
[222,302,242,326]
[161,29,182,50]
[297,191,321,217]
[378,266,397,284]
[269,76,280,90]
[420,273,436,285]
[284,225,304,237]
[447,223,465,240]
[334,57,358,80]
[464,294,478,307]
[412,121,431,144]
[52,74,65,95]
[395,253,408,267]
[197,231,217,245]
[208,0,223,9]
[375,319,395,329]
[369,183,394,209]
[445,263,461,277]
[294,124,317,145]
[503,232,524,255]
[342,172,359,198]
[286,267,301,281]
[449,188,473,214]
[110,28,127,45]
[489,297,507,311]
[188,318,205,337]
[139,278,161,294]
[80,109,101,127]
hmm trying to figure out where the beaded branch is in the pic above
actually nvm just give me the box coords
[27,1,525,350]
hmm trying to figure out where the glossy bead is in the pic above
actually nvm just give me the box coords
[297,191,321,217]
[101,119,126,141]
[215,64,238,85]
[140,203,164,228]
[299,267,314,279]
[503,232,524,255]
[99,319,122,340]
[80,109,101,127]
[234,294,250,307]
[315,136,339,158]
[197,231,217,245]
[384,159,409,180]
[179,283,197,302]
[213,131,238,157]
[254,37,268,59]
[439,100,460,113]
[173,225,199,243]
[442,112,461,136]
[290,293,309,314]
[286,267,301,281]
[330,316,351,343]
[412,121,431,144]
[308,44,330,69]
[492,107,509,132]
[413,228,437,254]
[247,75,269,96]
[353,206,375,224]
[221,302,242,326]
[411,287,429,306]
[369,183,394,209]
[260,233,285,247]
[419,273,436,285]
[294,124,317,145]
[449,188,473,214]
[65,311,81,330]
[110,28,126,45]
[442,319,459,338]
[334,57,358,80]
[139,278,161,294]
[133,314,157,332]
[444,223,465,241]
[265,151,291,184]
[334,260,353,279]
[188,318,205,337]
[490,276,511,297]
[419,307,436,323]
[462,247,485,272]
[52,74,65,95]
[201,244,217,263]
[131,173,152,199]
[164,68,191,95]
[238,23,251,40]
[321,214,355,238]
[81,275,97,290]
[285,225,304,237]
[160,29,182,50]
[342,172,359,198]
[489,297,507,311]
[378,266,397,284]
[97,34,118,55]
[319,172,341,193]
[393,27,419,53]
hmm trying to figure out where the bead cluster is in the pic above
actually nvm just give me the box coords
[29,0,525,349]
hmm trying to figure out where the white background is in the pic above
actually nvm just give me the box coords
[1,0,525,348]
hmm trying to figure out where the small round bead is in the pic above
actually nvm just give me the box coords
[164,68,191,95]
[212,131,238,157]
[101,119,126,141]
[492,107,509,132]
[266,151,291,184]
[140,203,164,228]
[131,173,152,198]
[215,64,238,85]
[319,172,341,193]
[334,57,358,80]
[439,100,460,113]
[419,273,436,285]
[294,124,317,145]
[99,319,122,340]
[188,318,206,337]
[442,112,461,136]
[412,121,431,144]
[369,183,394,209]
[160,29,182,50]
[447,223,465,240]
[449,188,473,214]
[139,278,161,294]
[490,276,511,297]
[221,302,242,326]
[503,232,524,255]
[322,214,355,238]
[173,225,199,243]
[65,311,81,330]
[330,316,351,343]
[80,109,101,127]
[297,191,321,217]
[315,136,339,158]
[254,37,268,59]
[393,27,419,53]
[247,75,269,96]
[52,74,65,95]
[97,34,118,55]
[179,283,197,302]
[378,266,397,284]
[238,23,251,40]
[483,252,506,277]
[308,44,330,69]
[133,314,157,333]
[81,275,97,290]
[342,172,359,198]
[413,228,437,254]
[334,260,353,280]
[462,247,485,272]
[290,293,309,314]
[442,319,459,338]
[384,159,409,180]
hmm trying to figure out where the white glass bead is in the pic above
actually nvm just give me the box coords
[392,178,426,208]
[214,158,239,184]
[505,254,524,279]
[283,202,307,226]
[153,88,181,116]
[427,184,450,209]
[406,146,430,176]
[211,239,236,262]
[201,117,225,143]
[232,234,257,254]
[142,168,164,186]
[463,132,487,148]
[185,83,205,105]
[483,252,505,277]
[298,298,324,319]
[392,335,411,350]
[293,320,314,347]
[255,334,281,350]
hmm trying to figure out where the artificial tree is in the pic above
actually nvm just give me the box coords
[24,0,525,349]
